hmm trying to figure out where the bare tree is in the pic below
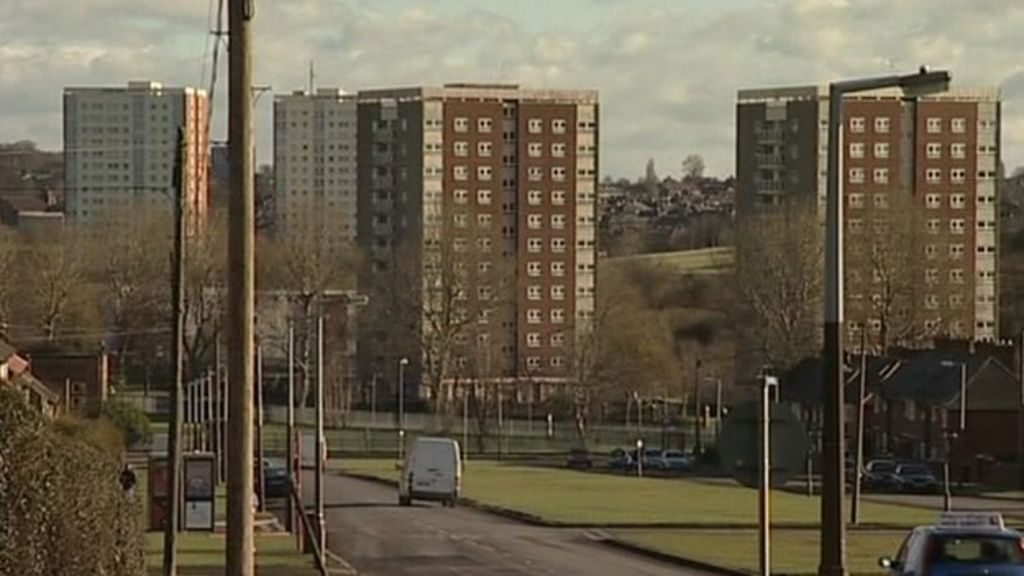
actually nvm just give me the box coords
[0,228,17,339]
[681,154,706,182]
[12,228,96,342]
[734,199,823,372]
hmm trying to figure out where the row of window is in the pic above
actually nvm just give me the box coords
[849,116,975,134]
[526,356,566,369]
[527,285,567,301]
[526,308,567,324]
[452,165,572,182]
[527,332,567,348]
[452,141,573,158]
[454,117,572,135]
[527,237,569,253]
[849,167,998,185]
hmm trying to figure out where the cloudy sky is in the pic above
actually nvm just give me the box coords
[2,0,1023,178]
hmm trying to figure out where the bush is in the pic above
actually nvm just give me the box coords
[98,400,153,447]
[0,388,144,575]
[53,415,126,455]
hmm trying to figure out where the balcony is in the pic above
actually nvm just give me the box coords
[755,179,785,195]
[755,152,785,167]
[756,127,784,143]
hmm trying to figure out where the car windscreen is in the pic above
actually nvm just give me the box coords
[928,534,1024,565]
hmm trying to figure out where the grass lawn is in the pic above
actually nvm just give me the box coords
[144,532,318,575]
[615,529,902,575]
[337,459,935,528]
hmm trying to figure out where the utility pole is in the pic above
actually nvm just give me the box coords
[760,374,778,576]
[286,321,295,533]
[256,343,265,512]
[226,0,256,572]
[162,127,187,576]
[851,327,867,525]
[314,314,326,564]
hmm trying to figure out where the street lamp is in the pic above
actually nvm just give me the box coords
[940,360,968,512]
[820,67,950,576]
[635,438,644,479]
[398,357,409,460]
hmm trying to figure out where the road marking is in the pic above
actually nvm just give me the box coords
[325,549,359,575]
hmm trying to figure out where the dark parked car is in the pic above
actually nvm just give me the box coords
[566,448,593,469]
[608,448,633,471]
[863,459,900,492]
[894,463,939,494]
[262,458,290,499]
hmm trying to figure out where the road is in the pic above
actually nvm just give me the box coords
[316,473,708,576]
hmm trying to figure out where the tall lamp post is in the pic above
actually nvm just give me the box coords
[819,68,950,576]
[940,360,968,511]
[398,357,409,460]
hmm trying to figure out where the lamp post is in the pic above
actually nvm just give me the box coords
[820,68,950,576]
[398,357,409,460]
[940,360,968,511]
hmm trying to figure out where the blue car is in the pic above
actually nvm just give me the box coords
[880,513,1024,576]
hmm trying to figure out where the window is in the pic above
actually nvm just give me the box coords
[551,309,566,323]
[552,167,567,182]
[528,142,543,158]
[478,237,493,253]
[873,168,889,184]
[528,214,544,230]
[453,214,468,228]
[849,168,865,184]
[551,261,566,277]
[949,294,964,309]
[552,143,567,158]
[477,310,492,325]
[478,141,493,157]
[527,261,542,277]
[551,285,565,300]
[950,243,965,258]
[849,143,865,158]
[950,219,965,234]
[950,168,966,184]
[454,117,469,132]
[925,268,938,284]
[453,238,468,252]
[478,261,493,274]
[477,189,492,205]
[528,118,543,134]
[950,269,965,284]
[528,189,543,205]
[477,214,493,228]
[527,309,542,324]
[951,117,967,133]
[926,117,942,133]
[478,117,493,133]
[551,214,566,229]
[848,218,864,233]
[527,333,542,348]
[925,244,938,259]
[551,190,566,205]
[950,193,966,209]
[528,167,543,182]
[454,141,469,156]
[874,116,891,133]
[454,165,469,181]
[551,238,567,253]
[951,143,967,159]
[477,285,492,301]
[926,142,942,159]
[850,117,865,133]
[848,193,865,208]
[552,119,568,133]
[926,168,941,184]
[527,285,542,300]
[927,219,941,234]
[926,193,942,209]
[527,357,542,369]
[528,237,543,253]
[874,142,890,159]
[478,166,493,181]
[926,294,939,310]
[551,333,566,347]
[873,194,889,209]
[978,170,997,180]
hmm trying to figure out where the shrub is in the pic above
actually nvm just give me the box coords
[98,399,153,447]
[0,388,144,575]
[53,415,126,455]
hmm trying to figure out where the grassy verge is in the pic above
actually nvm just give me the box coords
[337,459,935,528]
[614,529,901,575]
[144,533,317,575]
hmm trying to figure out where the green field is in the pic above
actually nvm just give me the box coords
[144,533,318,575]
[615,529,901,575]
[338,459,935,528]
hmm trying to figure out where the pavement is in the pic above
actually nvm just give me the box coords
[864,492,1024,517]
[315,473,712,576]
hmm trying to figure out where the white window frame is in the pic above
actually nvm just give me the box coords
[478,141,493,157]
[528,142,543,158]
[454,117,469,133]
[926,142,942,159]
[874,116,891,134]
[848,193,865,208]
[527,332,542,348]
[454,141,469,157]
[528,118,543,134]
[849,117,866,133]
[926,117,943,133]
[552,143,567,158]
[874,142,890,159]
[849,143,865,159]
[550,309,565,324]
[849,168,865,184]
[527,214,543,230]
[527,237,543,253]
[551,238,566,253]
[527,262,542,277]
[950,193,966,209]
[551,190,566,205]
[551,261,565,277]
[454,165,469,181]
[551,167,567,182]
[950,168,966,184]
[477,189,492,205]
[528,189,543,206]
[873,168,889,184]
[527,309,542,324]
[527,285,542,301]
[551,285,565,301]
[552,119,568,134]
[478,117,493,133]
[925,169,941,184]
[950,219,965,235]
[951,143,967,159]
[528,167,543,182]
[551,214,566,229]
[951,118,967,134]
[477,166,493,181]
[926,193,941,209]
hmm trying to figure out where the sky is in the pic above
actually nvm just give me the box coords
[2,0,1024,178]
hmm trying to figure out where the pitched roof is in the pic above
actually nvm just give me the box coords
[781,354,900,405]
[880,349,1019,409]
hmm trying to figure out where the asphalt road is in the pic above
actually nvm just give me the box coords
[316,473,708,576]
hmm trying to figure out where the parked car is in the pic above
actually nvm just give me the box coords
[566,448,593,469]
[880,512,1024,575]
[894,462,940,494]
[399,437,462,507]
[608,448,633,471]
[262,458,290,499]
[653,450,694,472]
[864,459,900,492]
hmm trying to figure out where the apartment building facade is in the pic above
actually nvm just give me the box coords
[64,81,209,228]
[736,85,1000,349]
[273,89,358,250]
[356,84,598,403]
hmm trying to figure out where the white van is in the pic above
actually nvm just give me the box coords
[300,431,328,469]
[398,437,461,507]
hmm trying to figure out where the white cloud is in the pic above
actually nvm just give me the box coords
[1,0,1023,178]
